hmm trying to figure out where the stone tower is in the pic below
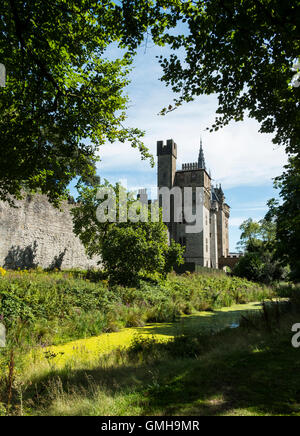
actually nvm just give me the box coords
[157,139,177,189]
[174,139,212,267]
[157,139,178,241]
[157,138,230,269]
[214,184,230,258]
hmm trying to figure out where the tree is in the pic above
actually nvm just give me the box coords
[234,217,287,283]
[266,155,300,281]
[237,218,262,251]
[0,0,154,204]
[152,0,300,154]
[71,181,184,285]
[233,250,286,284]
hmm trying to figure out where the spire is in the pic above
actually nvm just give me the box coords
[198,137,206,169]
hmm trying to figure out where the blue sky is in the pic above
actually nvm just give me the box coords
[72,43,287,251]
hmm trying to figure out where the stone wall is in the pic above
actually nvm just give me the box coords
[218,255,241,270]
[0,194,99,270]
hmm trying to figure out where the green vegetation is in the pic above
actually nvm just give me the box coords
[233,218,289,284]
[71,182,184,286]
[0,279,299,416]
[0,0,153,204]
[0,269,272,348]
[1,269,299,416]
[266,157,300,282]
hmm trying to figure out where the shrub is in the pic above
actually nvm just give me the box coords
[146,302,181,323]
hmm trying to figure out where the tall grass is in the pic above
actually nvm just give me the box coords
[1,298,299,416]
[0,269,273,349]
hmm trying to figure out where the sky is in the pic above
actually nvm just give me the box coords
[72,43,288,252]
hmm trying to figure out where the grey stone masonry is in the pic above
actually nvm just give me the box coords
[157,138,230,269]
[0,194,99,270]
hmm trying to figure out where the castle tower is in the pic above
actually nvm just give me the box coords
[157,139,177,189]
[174,139,212,267]
[156,137,230,270]
[214,184,230,259]
[157,139,177,241]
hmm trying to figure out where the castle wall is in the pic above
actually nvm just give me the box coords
[0,194,99,270]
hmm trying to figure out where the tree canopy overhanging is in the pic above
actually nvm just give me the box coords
[1,1,299,204]
[149,0,300,153]
[0,0,156,204]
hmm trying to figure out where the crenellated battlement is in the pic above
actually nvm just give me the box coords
[157,139,177,158]
[181,162,198,170]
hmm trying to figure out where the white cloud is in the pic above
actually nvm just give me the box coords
[229,217,249,227]
[98,99,287,190]
[97,45,288,189]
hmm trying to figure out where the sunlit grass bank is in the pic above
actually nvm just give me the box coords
[31,301,264,368]
[8,299,300,416]
[1,268,297,416]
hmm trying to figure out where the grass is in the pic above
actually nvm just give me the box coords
[0,269,273,348]
[0,268,298,416]
[28,301,264,369]
[5,299,299,416]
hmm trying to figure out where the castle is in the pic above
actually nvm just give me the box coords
[0,138,231,270]
[157,139,230,269]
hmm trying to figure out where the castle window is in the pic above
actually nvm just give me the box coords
[206,238,208,252]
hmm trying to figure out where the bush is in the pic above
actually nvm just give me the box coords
[233,251,288,284]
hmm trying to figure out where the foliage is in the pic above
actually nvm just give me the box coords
[266,156,300,281]
[233,251,286,284]
[0,0,154,204]
[237,218,263,251]
[71,181,184,285]
[0,269,272,348]
[149,1,300,154]
[2,297,300,416]
[233,217,287,283]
